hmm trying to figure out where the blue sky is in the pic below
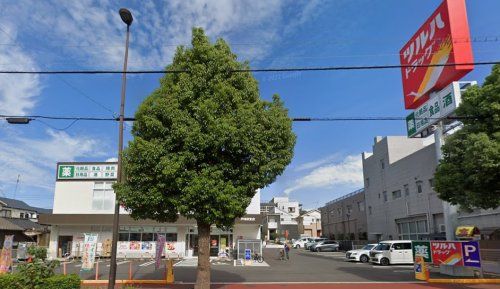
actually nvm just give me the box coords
[1,0,499,209]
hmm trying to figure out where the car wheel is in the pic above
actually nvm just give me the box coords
[380,257,390,266]
[316,248,321,252]
[360,255,369,263]
[296,245,301,249]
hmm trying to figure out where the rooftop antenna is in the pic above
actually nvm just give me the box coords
[13,174,20,200]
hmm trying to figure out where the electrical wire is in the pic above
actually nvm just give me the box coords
[34,119,80,131]
[0,61,497,74]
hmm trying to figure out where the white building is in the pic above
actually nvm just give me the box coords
[297,209,321,237]
[41,162,262,259]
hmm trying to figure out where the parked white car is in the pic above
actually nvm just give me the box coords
[370,240,413,265]
[292,237,313,248]
[345,243,378,263]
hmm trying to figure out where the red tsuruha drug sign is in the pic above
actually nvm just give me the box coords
[400,0,474,109]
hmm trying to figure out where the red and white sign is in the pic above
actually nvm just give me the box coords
[431,241,464,266]
[400,0,473,109]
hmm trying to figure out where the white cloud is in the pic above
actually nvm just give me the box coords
[105,157,118,162]
[284,154,363,195]
[0,0,326,70]
[0,129,104,190]
[294,153,342,172]
[0,22,41,115]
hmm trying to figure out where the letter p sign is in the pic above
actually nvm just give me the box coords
[461,241,481,268]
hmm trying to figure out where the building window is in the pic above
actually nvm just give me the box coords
[337,208,342,216]
[357,201,365,211]
[380,159,385,169]
[397,219,428,240]
[382,191,388,202]
[0,209,12,217]
[429,178,434,188]
[92,181,115,210]
[346,205,352,215]
[365,178,370,187]
[404,184,409,196]
[368,206,372,215]
[416,181,423,193]
[20,213,24,218]
[118,226,178,242]
[288,207,295,213]
[392,190,402,199]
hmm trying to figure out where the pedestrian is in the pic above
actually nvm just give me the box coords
[284,242,290,260]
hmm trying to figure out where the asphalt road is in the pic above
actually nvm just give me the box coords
[50,248,421,282]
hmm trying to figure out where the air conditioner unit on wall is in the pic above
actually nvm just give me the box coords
[439,224,446,233]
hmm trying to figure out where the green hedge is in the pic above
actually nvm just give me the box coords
[0,273,80,289]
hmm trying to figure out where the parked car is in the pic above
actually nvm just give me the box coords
[304,238,327,250]
[370,240,413,265]
[310,240,339,252]
[292,237,313,249]
[345,243,378,263]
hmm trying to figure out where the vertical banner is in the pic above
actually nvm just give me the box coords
[461,241,481,268]
[412,241,432,263]
[414,256,429,281]
[0,235,14,274]
[155,234,166,269]
[431,241,463,266]
[81,234,98,271]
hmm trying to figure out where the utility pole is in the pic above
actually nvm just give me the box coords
[13,174,20,199]
[108,8,132,289]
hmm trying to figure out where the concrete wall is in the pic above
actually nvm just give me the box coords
[53,181,100,214]
[362,136,445,241]
[320,191,367,240]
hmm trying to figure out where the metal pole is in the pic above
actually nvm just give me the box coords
[108,24,130,289]
[434,121,458,240]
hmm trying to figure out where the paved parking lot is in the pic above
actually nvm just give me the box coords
[45,248,422,282]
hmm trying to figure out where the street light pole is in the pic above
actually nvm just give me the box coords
[108,8,132,289]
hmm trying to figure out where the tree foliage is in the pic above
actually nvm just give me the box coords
[434,64,500,210]
[115,28,295,227]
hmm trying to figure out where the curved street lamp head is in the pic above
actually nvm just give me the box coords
[119,8,133,26]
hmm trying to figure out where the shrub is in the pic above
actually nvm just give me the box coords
[0,273,21,289]
[17,259,60,288]
[27,246,48,261]
[43,274,80,289]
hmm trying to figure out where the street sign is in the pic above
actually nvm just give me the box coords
[412,241,432,263]
[461,241,481,268]
[406,81,476,138]
[431,241,463,266]
[245,249,251,260]
[400,0,473,109]
[57,163,118,180]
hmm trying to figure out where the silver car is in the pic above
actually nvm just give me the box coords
[310,240,339,252]
[304,238,327,250]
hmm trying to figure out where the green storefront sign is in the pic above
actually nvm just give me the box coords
[57,164,117,180]
[406,112,416,137]
[412,241,432,263]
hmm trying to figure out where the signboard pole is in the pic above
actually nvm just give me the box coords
[434,121,458,240]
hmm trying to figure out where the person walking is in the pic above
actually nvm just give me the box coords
[284,242,290,260]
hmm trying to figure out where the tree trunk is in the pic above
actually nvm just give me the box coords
[195,222,211,289]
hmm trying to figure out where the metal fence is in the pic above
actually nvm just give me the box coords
[236,239,262,260]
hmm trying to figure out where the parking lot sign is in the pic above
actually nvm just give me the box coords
[412,241,432,263]
[245,249,251,260]
[461,241,481,268]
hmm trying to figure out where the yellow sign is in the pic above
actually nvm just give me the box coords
[414,256,429,281]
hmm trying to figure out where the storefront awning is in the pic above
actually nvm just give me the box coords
[455,226,480,238]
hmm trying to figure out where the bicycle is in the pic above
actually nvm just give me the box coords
[252,252,264,263]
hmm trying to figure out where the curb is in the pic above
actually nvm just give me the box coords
[427,278,500,284]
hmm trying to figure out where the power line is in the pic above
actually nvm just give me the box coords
[0,114,479,122]
[0,61,497,74]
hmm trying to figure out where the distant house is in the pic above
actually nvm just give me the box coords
[260,196,302,240]
[0,197,51,246]
[297,209,321,237]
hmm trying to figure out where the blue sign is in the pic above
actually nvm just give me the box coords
[245,249,251,260]
[461,241,481,268]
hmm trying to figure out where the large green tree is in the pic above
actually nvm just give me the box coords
[114,28,296,289]
[434,64,500,210]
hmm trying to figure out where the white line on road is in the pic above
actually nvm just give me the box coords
[139,260,155,267]
[106,260,129,267]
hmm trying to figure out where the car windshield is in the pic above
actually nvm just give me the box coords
[362,244,375,250]
[374,243,391,251]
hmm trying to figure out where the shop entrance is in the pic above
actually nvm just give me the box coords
[58,236,73,257]
[186,228,233,257]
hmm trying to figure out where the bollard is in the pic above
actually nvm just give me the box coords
[95,261,99,280]
[166,258,174,284]
[63,262,67,275]
[128,261,132,280]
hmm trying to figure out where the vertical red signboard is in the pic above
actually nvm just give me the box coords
[400,0,474,109]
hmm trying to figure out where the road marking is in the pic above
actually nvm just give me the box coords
[139,260,155,267]
[75,260,104,268]
[106,260,129,267]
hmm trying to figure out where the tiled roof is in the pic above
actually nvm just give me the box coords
[0,197,52,214]
[0,217,48,231]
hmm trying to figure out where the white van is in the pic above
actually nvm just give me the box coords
[369,240,413,265]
